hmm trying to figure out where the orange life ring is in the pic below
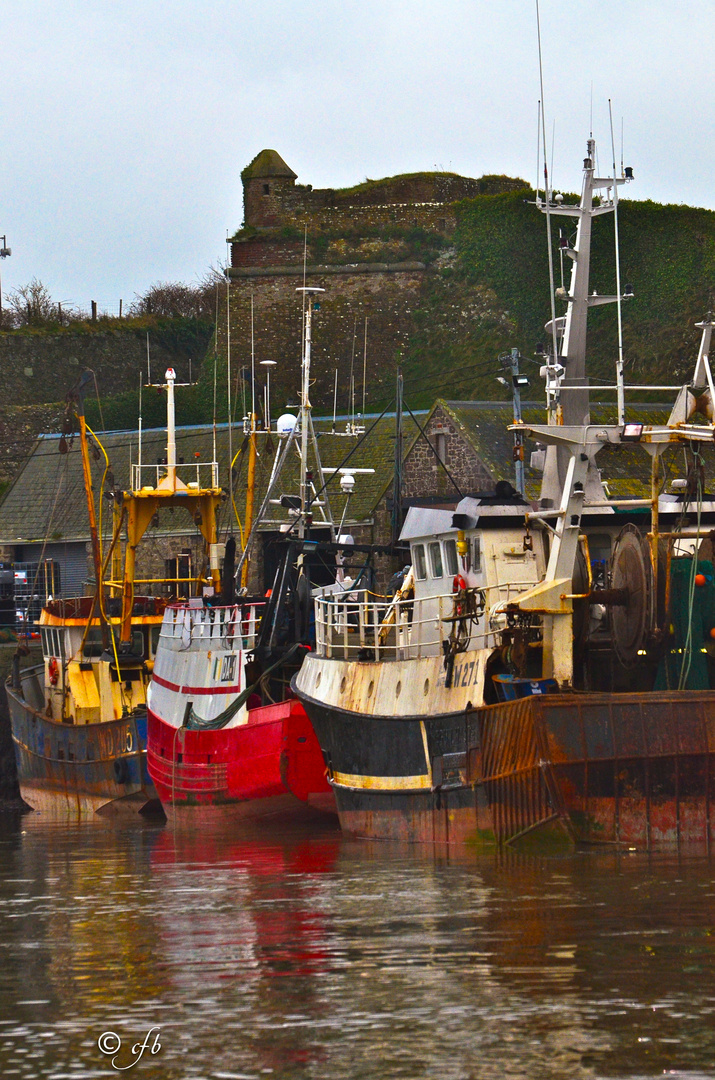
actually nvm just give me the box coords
[453,574,467,593]
[48,657,59,686]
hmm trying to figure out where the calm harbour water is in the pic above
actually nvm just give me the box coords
[0,813,713,1080]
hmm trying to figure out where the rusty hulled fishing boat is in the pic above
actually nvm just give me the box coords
[4,372,199,815]
[294,140,715,849]
[145,289,338,821]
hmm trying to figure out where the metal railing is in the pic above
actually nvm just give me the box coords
[313,588,467,661]
[131,460,219,491]
[161,602,265,652]
[314,579,541,661]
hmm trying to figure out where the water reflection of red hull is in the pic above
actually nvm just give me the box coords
[150,825,340,987]
[147,698,336,821]
[150,825,341,874]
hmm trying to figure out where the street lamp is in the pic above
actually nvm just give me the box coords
[0,236,11,326]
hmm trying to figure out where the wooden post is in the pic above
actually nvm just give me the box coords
[91,300,97,322]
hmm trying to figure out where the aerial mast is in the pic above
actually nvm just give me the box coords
[296,286,325,540]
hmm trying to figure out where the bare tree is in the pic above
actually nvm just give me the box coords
[129,266,227,321]
[7,278,57,326]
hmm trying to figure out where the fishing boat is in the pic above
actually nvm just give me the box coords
[293,138,715,849]
[6,368,224,816]
[145,288,343,821]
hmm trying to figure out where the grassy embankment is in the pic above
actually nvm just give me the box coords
[399,191,715,409]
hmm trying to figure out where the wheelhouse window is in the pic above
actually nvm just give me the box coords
[83,627,105,658]
[42,627,65,658]
[413,544,427,580]
[444,539,458,576]
[429,542,443,578]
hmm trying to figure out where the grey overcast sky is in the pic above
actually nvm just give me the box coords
[1,0,712,311]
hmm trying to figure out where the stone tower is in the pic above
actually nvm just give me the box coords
[241,148,298,228]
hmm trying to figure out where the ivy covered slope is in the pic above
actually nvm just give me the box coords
[401,190,715,408]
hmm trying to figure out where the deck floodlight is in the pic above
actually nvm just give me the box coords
[513,374,529,388]
[621,422,643,442]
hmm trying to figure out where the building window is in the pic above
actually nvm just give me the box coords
[434,432,447,464]
[413,544,427,580]
[263,183,270,195]
[429,542,443,578]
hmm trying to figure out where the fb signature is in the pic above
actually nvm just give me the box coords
[98,1027,161,1070]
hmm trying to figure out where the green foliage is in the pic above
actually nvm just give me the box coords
[393,189,715,409]
[229,224,258,242]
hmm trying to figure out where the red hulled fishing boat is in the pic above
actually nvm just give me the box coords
[146,290,343,821]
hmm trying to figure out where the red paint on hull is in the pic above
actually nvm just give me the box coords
[147,699,336,819]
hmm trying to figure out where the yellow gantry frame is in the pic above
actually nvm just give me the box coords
[119,486,224,643]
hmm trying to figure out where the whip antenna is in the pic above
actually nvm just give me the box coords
[536,0,559,366]
[535,100,541,200]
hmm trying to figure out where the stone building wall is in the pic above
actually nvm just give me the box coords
[402,405,494,500]
[0,322,213,487]
[0,326,205,408]
[218,269,424,417]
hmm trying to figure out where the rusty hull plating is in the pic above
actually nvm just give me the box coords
[306,691,715,849]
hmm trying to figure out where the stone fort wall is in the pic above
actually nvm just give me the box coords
[221,150,525,420]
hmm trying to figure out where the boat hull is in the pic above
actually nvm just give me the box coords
[296,677,715,849]
[6,670,159,817]
[146,698,336,822]
[486,690,715,849]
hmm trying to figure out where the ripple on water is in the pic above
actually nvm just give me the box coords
[0,820,713,1078]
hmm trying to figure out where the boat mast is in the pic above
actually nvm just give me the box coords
[242,415,258,591]
[392,369,403,544]
[240,296,258,590]
[74,373,109,650]
[538,138,632,505]
[164,367,178,491]
[297,286,324,540]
